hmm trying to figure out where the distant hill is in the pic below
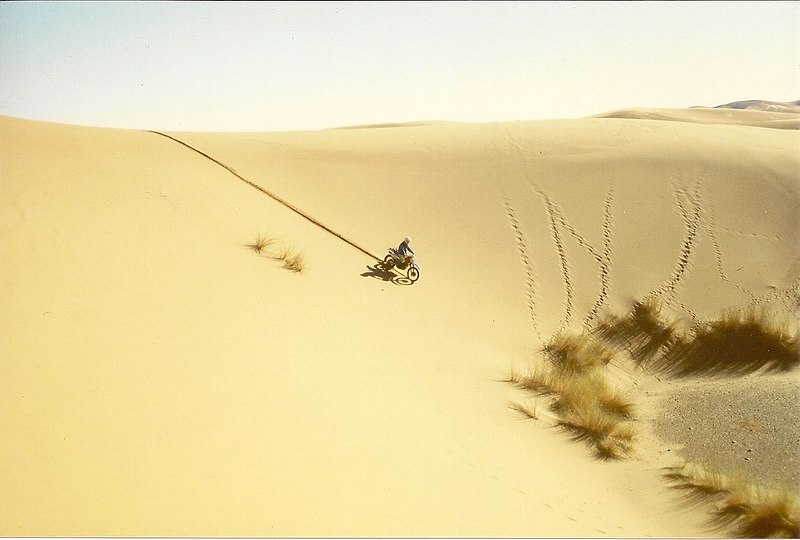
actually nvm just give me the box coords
[710,99,800,113]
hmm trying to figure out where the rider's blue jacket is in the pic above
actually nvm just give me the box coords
[398,241,414,257]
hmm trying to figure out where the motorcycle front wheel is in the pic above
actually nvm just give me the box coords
[407,265,420,282]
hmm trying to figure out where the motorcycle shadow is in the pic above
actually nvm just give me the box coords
[360,263,414,286]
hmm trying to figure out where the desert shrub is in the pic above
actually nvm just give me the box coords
[507,366,561,395]
[246,233,306,273]
[279,249,305,273]
[665,463,737,504]
[246,233,276,254]
[594,301,798,377]
[509,400,539,420]
[594,298,683,366]
[595,422,636,461]
[599,386,636,420]
[510,334,635,460]
[557,406,636,460]
[666,463,800,538]
[661,307,799,377]
[550,370,606,413]
[553,373,636,460]
[543,333,614,374]
[715,486,800,538]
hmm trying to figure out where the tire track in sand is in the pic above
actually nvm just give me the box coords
[703,196,799,319]
[724,274,800,321]
[535,186,616,333]
[583,183,615,328]
[703,197,758,302]
[645,181,702,319]
[504,198,543,341]
[700,184,798,320]
[148,131,381,262]
[536,189,575,334]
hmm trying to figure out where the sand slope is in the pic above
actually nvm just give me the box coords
[596,105,800,129]
[1,110,798,536]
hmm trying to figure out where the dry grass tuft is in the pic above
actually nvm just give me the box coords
[245,234,306,273]
[715,488,800,539]
[507,365,563,395]
[550,370,608,414]
[594,300,798,377]
[246,233,276,254]
[599,386,637,420]
[504,370,524,386]
[509,400,539,420]
[665,463,800,538]
[557,407,636,460]
[540,360,635,421]
[665,463,734,503]
[279,248,306,273]
[594,298,684,366]
[508,300,799,530]
[543,333,614,374]
[661,307,799,377]
[510,333,636,460]
[510,302,798,465]
[595,422,636,461]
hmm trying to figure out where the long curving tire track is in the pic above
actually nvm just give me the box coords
[537,189,574,334]
[549,202,604,264]
[703,197,757,301]
[645,182,702,311]
[583,182,615,329]
[504,198,543,341]
[148,130,382,262]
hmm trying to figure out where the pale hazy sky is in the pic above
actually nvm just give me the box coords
[1,1,798,132]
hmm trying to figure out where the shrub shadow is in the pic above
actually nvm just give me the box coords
[660,318,799,377]
[593,301,799,378]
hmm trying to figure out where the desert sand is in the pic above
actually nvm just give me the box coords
[1,104,798,537]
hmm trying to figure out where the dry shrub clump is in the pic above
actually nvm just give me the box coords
[246,233,306,273]
[666,463,800,538]
[593,298,685,366]
[508,400,539,421]
[278,248,306,273]
[543,333,614,373]
[246,233,276,254]
[594,300,799,377]
[662,307,799,377]
[509,333,636,460]
[594,301,799,535]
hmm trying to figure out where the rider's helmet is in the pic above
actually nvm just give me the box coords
[404,237,411,244]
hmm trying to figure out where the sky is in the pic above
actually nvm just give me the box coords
[1,1,798,132]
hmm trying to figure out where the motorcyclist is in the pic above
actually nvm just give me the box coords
[397,237,414,258]
[392,237,415,267]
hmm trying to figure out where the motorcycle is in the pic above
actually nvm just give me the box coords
[382,248,421,283]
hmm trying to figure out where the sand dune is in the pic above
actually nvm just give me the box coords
[596,105,800,129]
[713,99,800,114]
[1,108,798,536]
